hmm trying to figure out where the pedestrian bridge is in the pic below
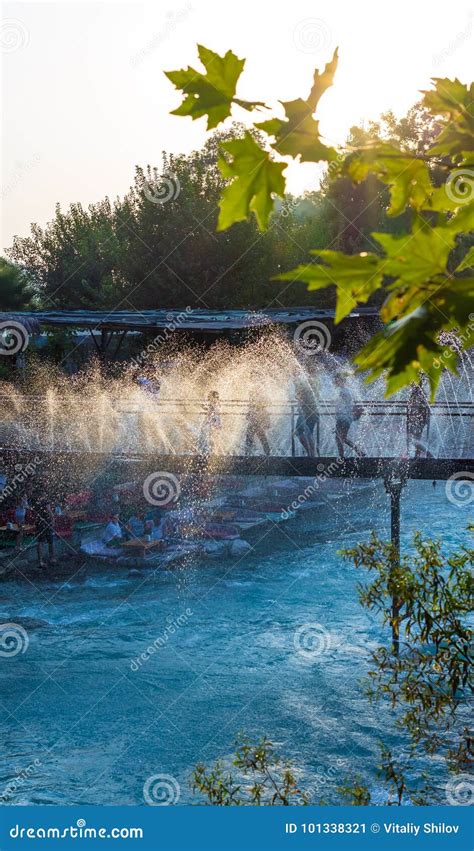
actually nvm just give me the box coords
[0,398,472,460]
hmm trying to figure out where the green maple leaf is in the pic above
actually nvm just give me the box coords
[257,101,337,163]
[275,250,384,322]
[217,133,287,231]
[345,143,433,216]
[165,45,264,130]
[443,203,474,235]
[307,48,339,111]
[356,280,474,397]
[422,78,473,122]
[372,227,456,285]
[456,246,474,271]
[256,50,338,163]
[422,79,474,161]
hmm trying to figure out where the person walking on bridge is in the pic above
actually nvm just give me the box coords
[294,368,320,457]
[245,375,270,455]
[407,380,432,457]
[334,373,365,458]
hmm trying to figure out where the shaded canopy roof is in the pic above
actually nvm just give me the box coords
[1,307,379,333]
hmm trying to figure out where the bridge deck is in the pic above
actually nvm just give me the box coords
[0,448,472,481]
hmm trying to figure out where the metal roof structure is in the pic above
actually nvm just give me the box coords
[0,313,41,334]
[0,307,380,333]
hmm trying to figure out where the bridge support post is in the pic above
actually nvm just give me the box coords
[383,473,405,656]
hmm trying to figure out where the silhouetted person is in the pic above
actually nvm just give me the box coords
[334,373,365,458]
[245,379,270,455]
[199,391,222,454]
[294,372,320,457]
[34,498,56,568]
[407,381,432,457]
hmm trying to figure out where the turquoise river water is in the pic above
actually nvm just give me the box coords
[0,479,470,805]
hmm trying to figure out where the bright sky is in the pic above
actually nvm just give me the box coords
[1,0,473,252]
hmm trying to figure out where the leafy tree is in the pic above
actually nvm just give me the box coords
[0,258,35,310]
[9,199,121,309]
[166,47,474,395]
[344,533,473,774]
[7,127,326,311]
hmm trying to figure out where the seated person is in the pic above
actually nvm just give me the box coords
[124,513,145,540]
[102,513,123,547]
[152,516,169,541]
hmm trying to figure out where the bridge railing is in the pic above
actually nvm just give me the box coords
[0,397,472,458]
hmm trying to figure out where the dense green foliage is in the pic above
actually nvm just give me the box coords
[0,258,34,310]
[342,532,473,803]
[166,46,474,395]
[7,131,327,311]
[8,115,434,314]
